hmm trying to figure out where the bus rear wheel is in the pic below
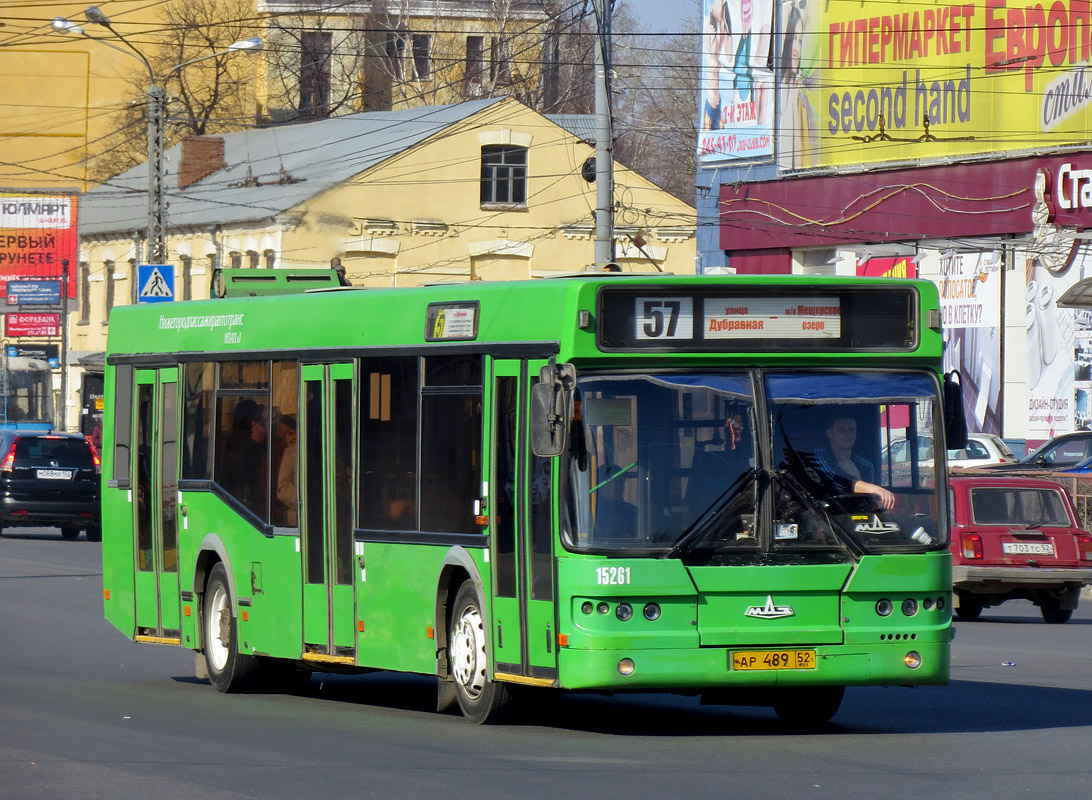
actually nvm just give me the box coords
[203,563,261,692]
[449,582,512,724]
[773,686,844,726]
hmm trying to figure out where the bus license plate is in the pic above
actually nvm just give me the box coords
[731,649,816,670]
[37,469,73,480]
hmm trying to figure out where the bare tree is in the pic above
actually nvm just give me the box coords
[90,0,260,181]
[612,1,699,201]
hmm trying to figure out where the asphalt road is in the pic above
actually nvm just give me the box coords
[2,528,1091,799]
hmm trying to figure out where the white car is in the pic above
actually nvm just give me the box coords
[947,433,1018,470]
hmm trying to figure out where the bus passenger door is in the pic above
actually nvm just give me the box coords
[489,359,558,684]
[132,368,181,643]
[300,363,356,665]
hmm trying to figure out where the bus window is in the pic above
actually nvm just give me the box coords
[562,373,757,553]
[215,395,271,519]
[359,357,419,531]
[271,361,299,528]
[181,362,213,480]
[421,391,481,534]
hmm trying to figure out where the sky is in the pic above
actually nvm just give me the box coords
[625,0,698,35]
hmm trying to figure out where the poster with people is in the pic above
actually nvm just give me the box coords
[937,251,1003,436]
[698,0,775,163]
[776,0,819,170]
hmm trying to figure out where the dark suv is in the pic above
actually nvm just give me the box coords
[0,431,101,541]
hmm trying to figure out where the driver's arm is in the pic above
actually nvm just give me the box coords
[854,480,895,510]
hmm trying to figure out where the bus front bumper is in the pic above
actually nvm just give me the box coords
[553,638,950,691]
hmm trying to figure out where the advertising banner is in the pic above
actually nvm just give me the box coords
[699,0,776,163]
[6,312,60,337]
[784,0,1092,172]
[0,194,77,298]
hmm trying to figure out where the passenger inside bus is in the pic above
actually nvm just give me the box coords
[219,398,269,515]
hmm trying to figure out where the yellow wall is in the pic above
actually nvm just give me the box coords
[0,3,167,190]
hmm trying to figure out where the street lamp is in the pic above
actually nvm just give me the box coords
[52,7,261,264]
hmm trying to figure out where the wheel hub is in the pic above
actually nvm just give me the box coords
[451,606,487,699]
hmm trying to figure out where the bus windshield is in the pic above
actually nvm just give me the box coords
[561,370,945,557]
[0,357,54,427]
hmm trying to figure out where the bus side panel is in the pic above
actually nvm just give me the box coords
[233,534,304,660]
[357,542,485,674]
[181,493,304,659]
[102,487,136,637]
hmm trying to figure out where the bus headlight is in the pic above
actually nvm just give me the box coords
[643,603,661,621]
[876,598,893,616]
[618,658,636,675]
[904,651,922,669]
[616,602,634,621]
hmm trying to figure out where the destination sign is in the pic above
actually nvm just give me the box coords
[704,297,841,340]
[597,286,916,352]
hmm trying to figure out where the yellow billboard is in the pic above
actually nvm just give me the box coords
[785,0,1092,170]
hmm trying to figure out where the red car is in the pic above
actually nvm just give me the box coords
[949,475,1092,623]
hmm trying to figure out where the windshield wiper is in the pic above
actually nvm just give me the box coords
[663,467,760,559]
[775,469,864,556]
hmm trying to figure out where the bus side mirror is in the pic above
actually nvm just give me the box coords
[944,370,968,450]
[530,360,576,457]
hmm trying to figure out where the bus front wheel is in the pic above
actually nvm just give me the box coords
[449,582,512,724]
[203,563,261,692]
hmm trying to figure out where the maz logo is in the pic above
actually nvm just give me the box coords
[854,515,900,535]
[744,595,795,619]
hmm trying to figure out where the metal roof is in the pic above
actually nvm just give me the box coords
[79,97,507,237]
[545,114,596,144]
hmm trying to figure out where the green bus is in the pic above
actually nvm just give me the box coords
[102,273,963,724]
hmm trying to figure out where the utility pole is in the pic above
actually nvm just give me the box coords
[593,0,615,268]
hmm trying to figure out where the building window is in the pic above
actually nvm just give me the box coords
[230,251,242,269]
[480,145,528,206]
[412,34,431,80]
[247,250,260,268]
[490,37,511,85]
[181,255,193,301]
[264,249,276,269]
[104,260,115,324]
[300,30,332,118]
[465,35,484,91]
[543,35,560,111]
[78,261,90,325]
[385,31,406,80]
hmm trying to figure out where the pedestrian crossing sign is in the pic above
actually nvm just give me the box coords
[138,264,175,303]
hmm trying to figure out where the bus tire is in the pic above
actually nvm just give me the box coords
[449,581,512,724]
[203,563,261,692]
[773,686,844,726]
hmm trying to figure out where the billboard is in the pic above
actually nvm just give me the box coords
[778,0,1092,172]
[0,194,77,298]
[699,0,776,163]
